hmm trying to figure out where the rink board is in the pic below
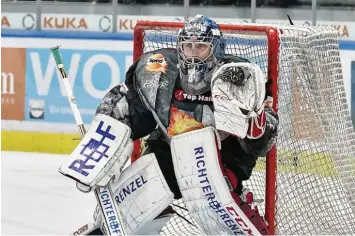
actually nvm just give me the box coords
[1,130,80,154]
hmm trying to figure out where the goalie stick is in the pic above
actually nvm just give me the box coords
[50,46,125,236]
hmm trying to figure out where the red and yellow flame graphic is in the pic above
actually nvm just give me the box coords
[167,106,204,136]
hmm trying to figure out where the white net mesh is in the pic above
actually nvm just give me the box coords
[274,26,355,234]
[136,23,355,235]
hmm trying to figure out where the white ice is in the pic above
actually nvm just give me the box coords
[1,151,97,235]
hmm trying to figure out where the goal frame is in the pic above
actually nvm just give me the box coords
[133,20,280,234]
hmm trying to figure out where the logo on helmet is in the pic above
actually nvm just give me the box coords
[146,54,168,73]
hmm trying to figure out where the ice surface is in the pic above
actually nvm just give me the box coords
[3,151,353,235]
[1,151,97,235]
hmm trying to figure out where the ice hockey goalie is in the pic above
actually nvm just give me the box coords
[71,14,280,235]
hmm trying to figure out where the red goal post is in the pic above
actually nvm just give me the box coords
[133,21,279,234]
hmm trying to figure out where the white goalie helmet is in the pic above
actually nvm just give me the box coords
[177,15,226,95]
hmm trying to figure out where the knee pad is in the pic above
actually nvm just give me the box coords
[93,153,175,235]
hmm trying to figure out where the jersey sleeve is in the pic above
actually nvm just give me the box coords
[95,59,157,141]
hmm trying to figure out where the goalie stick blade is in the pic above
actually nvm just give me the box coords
[57,169,86,185]
[57,169,94,193]
[77,182,93,193]
[71,222,97,235]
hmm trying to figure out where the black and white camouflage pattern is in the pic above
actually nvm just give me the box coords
[96,86,131,127]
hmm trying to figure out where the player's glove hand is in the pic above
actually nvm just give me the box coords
[59,114,134,192]
[211,62,266,139]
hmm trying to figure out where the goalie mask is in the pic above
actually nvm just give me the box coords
[177,15,225,95]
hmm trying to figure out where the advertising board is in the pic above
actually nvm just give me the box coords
[25,47,132,124]
[2,13,355,41]
[41,14,113,32]
[1,13,183,33]
[1,48,26,121]
[1,13,37,30]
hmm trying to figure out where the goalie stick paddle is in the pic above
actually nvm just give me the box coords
[50,46,125,236]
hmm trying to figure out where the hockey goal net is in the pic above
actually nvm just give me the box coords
[133,21,355,235]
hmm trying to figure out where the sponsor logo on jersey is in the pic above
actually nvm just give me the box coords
[174,89,233,104]
[146,54,168,73]
[143,80,169,90]
[173,89,213,104]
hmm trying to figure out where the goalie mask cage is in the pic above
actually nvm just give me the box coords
[133,21,355,235]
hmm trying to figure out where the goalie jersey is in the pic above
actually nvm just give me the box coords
[96,48,278,198]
